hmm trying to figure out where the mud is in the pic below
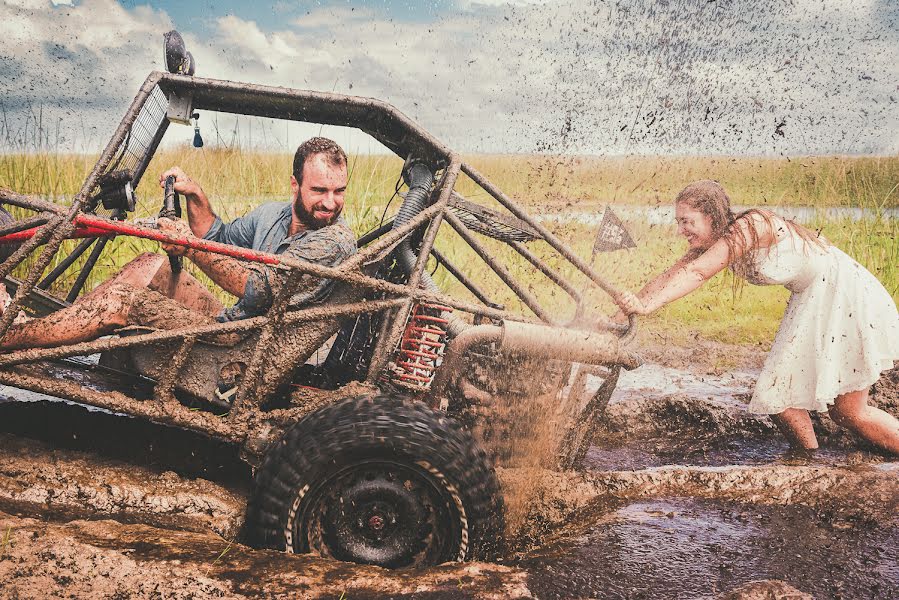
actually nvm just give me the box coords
[520,498,898,600]
[0,511,530,599]
[0,343,896,598]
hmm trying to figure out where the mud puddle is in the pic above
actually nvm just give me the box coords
[519,497,899,599]
[0,353,896,598]
[610,363,758,405]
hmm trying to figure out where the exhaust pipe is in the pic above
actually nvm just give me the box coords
[431,321,642,397]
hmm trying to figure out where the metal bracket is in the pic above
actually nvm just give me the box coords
[166,91,194,125]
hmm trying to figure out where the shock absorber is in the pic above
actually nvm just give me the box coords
[391,302,452,390]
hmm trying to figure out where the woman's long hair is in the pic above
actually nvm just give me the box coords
[676,180,826,280]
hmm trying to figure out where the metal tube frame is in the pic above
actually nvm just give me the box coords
[0,71,636,448]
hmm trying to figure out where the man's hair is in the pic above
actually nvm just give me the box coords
[293,137,347,185]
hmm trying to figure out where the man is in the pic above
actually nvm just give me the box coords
[0,137,357,350]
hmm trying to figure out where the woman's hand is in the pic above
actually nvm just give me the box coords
[157,217,194,257]
[616,290,650,316]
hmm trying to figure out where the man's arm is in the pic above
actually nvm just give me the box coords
[157,218,249,297]
[185,249,250,298]
[159,167,217,238]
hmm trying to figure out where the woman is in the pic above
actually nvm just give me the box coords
[616,180,899,454]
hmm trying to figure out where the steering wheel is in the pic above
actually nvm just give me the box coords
[161,175,183,274]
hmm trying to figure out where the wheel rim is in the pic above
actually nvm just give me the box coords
[294,459,460,568]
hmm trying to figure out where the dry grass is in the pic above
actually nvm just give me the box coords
[0,148,895,346]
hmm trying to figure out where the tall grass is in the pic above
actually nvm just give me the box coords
[459,154,899,211]
[0,147,896,346]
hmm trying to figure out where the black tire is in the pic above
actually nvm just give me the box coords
[244,394,504,569]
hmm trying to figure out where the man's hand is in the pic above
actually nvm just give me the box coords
[158,167,216,239]
[157,217,194,257]
[159,166,200,197]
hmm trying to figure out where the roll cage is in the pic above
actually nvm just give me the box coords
[0,70,638,460]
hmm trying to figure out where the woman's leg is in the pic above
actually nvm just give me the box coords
[771,408,819,450]
[829,387,899,455]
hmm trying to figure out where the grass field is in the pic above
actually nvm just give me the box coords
[1,148,896,347]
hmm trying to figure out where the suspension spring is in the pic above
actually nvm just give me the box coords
[391,302,452,390]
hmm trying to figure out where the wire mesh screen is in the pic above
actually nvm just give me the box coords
[87,85,169,217]
[447,194,542,243]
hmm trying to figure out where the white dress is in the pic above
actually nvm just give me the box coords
[743,222,899,414]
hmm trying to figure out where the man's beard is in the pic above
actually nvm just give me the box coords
[294,196,340,230]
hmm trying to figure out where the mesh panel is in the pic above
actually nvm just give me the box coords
[88,85,169,217]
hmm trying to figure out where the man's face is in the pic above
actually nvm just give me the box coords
[291,153,347,230]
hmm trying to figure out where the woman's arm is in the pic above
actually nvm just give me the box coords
[610,255,692,323]
[637,239,732,313]
[623,213,775,316]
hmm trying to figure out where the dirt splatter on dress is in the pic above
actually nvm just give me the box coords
[743,221,899,414]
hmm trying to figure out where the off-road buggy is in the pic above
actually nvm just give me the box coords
[0,32,640,568]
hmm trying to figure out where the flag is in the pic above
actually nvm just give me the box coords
[592,206,636,254]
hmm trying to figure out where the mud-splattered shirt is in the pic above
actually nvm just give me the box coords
[203,202,356,321]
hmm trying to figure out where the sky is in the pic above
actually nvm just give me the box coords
[1,0,897,156]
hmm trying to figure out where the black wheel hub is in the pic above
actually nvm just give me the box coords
[299,460,456,568]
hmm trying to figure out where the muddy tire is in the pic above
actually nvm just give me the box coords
[244,394,504,569]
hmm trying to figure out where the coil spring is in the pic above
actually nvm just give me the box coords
[392,302,451,389]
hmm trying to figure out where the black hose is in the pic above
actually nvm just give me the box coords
[391,161,466,336]
[161,176,183,274]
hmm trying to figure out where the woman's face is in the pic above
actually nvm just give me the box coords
[675,202,716,251]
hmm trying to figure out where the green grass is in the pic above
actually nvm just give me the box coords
[1,147,896,347]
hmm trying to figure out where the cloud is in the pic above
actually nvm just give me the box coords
[0,0,172,149]
[0,0,896,156]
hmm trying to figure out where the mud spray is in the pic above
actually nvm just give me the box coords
[454,348,585,544]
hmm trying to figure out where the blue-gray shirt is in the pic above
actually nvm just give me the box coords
[203,202,356,321]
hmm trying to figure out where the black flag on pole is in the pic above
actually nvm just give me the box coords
[592,206,636,254]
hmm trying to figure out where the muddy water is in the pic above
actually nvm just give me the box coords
[521,498,899,599]
[1,358,898,598]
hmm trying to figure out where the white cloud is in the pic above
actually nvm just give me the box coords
[0,0,896,156]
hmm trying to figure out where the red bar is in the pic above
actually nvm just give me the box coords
[0,214,282,266]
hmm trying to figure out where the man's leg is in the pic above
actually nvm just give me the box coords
[0,282,139,350]
[0,253,223,350]
[98,253,223,318]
